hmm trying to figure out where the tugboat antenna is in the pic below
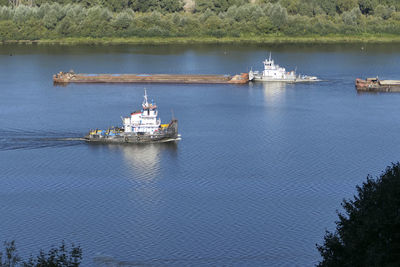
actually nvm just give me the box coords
[143,88,149,108]
[171,109,175,120]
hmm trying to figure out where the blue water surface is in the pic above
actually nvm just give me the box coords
[0,44,400,266]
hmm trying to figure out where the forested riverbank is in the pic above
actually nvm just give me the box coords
[3,35,400,45]
[1,0,400,43]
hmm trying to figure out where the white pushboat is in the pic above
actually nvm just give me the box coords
[249,53,319,83]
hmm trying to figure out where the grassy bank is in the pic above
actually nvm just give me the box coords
[2,35,400,45]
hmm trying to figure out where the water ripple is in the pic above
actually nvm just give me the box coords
[0,128,84,151]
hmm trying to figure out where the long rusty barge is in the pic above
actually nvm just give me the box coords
[53,71,249,84]
[356,78,400,92]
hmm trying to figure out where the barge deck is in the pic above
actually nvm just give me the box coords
[356,78,400,92]
[53,71,249,84]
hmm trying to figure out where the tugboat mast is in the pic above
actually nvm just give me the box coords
[142,89,149,109]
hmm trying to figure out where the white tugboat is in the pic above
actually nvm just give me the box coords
[84,90,179,143]
[249,53,319,82]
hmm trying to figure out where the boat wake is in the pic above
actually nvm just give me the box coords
[0,129,85,151]
[159,135,182,143]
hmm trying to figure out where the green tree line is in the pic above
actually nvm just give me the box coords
[0,0,399,41]
[2,0,399,15]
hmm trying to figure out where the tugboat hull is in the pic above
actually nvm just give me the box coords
[85,120,179,144]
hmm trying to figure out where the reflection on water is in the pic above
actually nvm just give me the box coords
[121,142,178,181]
[258,81,288,104]
[88,142,178,181]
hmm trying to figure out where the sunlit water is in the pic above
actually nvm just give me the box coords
[1,44,400,266]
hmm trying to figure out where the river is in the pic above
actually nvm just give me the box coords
[0,43,399,266]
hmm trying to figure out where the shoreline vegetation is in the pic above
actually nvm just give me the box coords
[3,35,400,45]
[1,1,400,45]
[317,163,400,266]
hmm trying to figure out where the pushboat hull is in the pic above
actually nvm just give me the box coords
[251,76,320,83]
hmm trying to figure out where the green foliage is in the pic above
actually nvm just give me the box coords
[0,241,20,267]
[256,16,274,33]
[20,18,48,39]
[319,0,337,16]
[336,0,358,13]
[317,163,400,267]
[112,10,134,30]
[374,4,395,19]
[265,3,288,28]
[195,0,247,13]
[43,9,59,29]
[131,0,160,12]
[0,6,12,20]
[0,240,82,267]
[12,0,399,16]
[0,20,19,40]
[131,0,183,13]
[24,241,82,267]
[392,11,400,20]
[284,0,300,14]
[342,7,362,26]
[225,4,264,22]
[160,0,184,12]
[0,1,399,41]
[204,14,227,37]
[12,5,33,23]
[98,0,130,12]
[358,0,378,14]
[78,6,112,37]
